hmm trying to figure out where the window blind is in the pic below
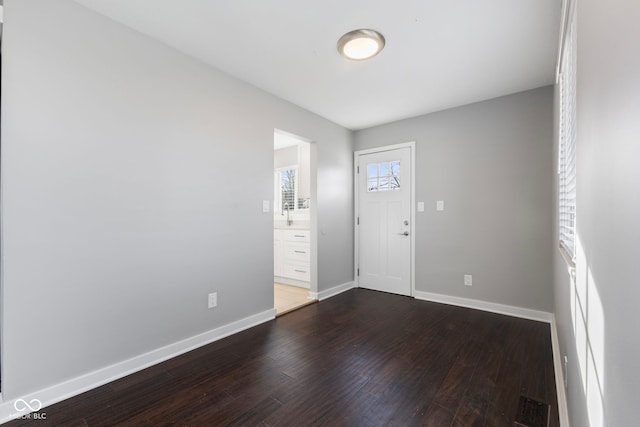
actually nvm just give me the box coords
[559,15,577,259]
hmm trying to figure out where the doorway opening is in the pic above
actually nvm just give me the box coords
[273,129,317,315]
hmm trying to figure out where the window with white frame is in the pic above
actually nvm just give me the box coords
[558,10,577,261]
[274,166,298,212]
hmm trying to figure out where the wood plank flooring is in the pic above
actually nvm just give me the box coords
[6,289,559,426]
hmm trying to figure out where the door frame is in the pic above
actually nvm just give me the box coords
[354,141,416,296]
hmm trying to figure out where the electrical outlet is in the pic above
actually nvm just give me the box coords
[208,292,217,308]
[464,275,472,286]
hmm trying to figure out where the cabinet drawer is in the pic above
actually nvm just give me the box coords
[283,264,310,282]
[283,229,310,242]
[284,243,310,262]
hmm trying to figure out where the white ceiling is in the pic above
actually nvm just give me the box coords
[73,0,561,130]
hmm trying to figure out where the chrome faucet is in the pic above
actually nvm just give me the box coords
[283,202,293,226]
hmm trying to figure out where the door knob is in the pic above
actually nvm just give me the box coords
[397,231,409,236]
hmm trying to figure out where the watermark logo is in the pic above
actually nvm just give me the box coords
[14,398,42,412]
[13,398,46,420]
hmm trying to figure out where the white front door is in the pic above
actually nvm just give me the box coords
[356,145,412,296]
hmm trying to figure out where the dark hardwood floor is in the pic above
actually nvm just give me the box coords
[7,289,559,426]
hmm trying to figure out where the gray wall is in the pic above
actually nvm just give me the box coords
[355,87,554,311]
[1,0,353,398]
[553,0,640,425]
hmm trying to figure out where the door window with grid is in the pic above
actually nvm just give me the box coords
[366,161,401,192]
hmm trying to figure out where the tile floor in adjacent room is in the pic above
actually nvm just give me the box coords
[274,282,315,315]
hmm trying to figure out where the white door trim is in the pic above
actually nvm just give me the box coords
[354,141,416,296]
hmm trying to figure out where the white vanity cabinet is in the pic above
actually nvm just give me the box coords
[274,229,310,286]
[274,231,284,277]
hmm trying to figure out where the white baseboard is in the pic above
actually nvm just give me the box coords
[550,316,571,427]
[0,308,276,424]
[311,281,356,301]
[413,290,553,323]
[274,276,310,289]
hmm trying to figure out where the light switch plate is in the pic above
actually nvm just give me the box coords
[436,200,444,211]
[417,202,425,212]
[208,292,218,308]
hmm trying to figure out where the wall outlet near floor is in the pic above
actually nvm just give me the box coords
[464,275,473,286]
[208,292,218,308]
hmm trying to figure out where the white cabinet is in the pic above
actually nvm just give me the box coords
[274,229,310,285]
[283,229,310,243]
[274,231,284,277]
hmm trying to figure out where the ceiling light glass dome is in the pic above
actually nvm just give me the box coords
[337,29,386,61]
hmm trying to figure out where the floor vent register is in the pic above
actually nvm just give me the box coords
[514,395,550,427]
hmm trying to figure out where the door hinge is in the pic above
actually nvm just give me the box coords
[357,268,360,276]
[357,217,359,225]
[357,165,359,173]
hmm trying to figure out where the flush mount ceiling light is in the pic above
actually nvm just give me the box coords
[337,29,386,61]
